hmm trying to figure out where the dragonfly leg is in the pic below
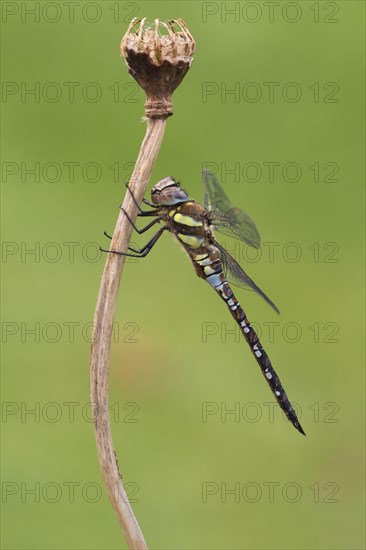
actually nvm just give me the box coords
[100,227,167,258]
[120,203,159,218]
[142,197,155,207]
[103,231,141,254]
[125,183,157,212]
[120,207,162,234]
[137,210,161,217]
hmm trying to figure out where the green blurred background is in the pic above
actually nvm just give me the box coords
[1,1,365,548]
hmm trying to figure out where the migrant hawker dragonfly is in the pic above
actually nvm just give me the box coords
[102,171,305,435]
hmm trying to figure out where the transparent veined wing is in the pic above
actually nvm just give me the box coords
[202,170,261,249]
[210,208,261,249]
[213,239,280,314]
[202,169,232,212]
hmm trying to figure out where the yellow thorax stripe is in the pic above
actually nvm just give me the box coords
[174,213,203,227]
[178,234,205,248]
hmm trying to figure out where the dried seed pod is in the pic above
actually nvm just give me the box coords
[121,18,195,118]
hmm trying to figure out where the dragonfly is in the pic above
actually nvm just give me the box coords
[101,170,305,436]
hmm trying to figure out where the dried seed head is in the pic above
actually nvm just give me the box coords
[121,18,195,119]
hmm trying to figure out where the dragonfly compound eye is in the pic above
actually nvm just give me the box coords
[151,177,188,205]
[151,189,160,205]
[159,186,188,205]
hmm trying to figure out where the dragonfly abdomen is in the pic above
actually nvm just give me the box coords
[197,261,305,436]
[190,245,226,287]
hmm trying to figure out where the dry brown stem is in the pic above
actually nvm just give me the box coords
[90,18,194,549]
[90,118,166,549]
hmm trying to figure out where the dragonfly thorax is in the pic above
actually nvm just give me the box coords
[151,177,189,206]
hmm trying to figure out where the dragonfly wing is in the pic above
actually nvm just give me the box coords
[211,209,261,249]
[214,240,280,314]
[202,170,261,248]
[202,169,232,212]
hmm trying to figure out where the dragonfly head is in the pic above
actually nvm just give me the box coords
[151,177,189,206]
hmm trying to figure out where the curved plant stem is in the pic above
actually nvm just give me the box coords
[90,118,167,549]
